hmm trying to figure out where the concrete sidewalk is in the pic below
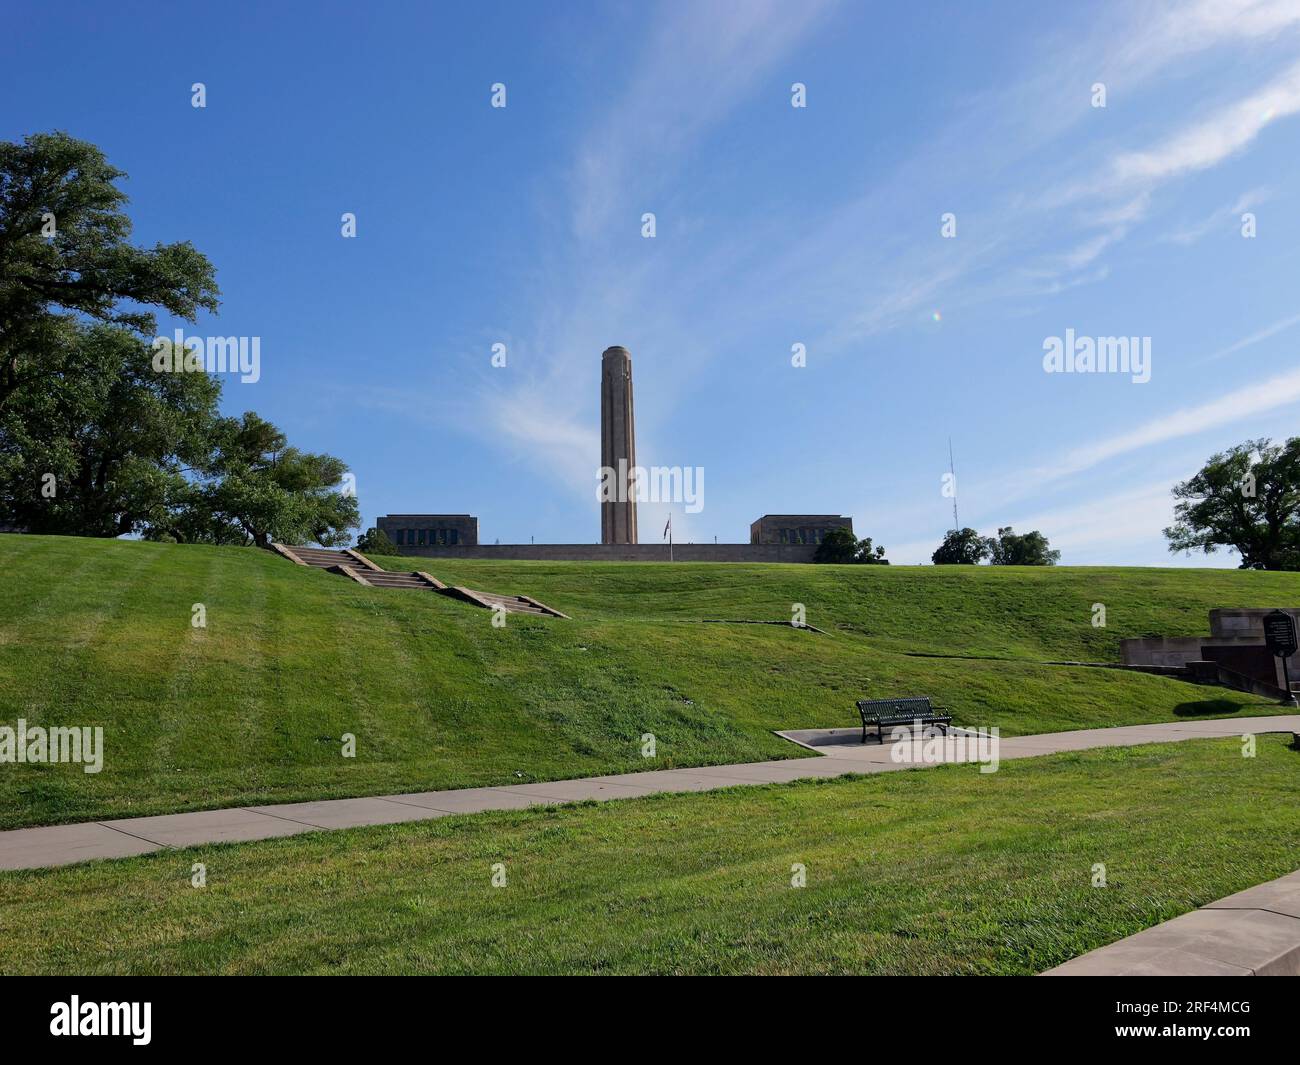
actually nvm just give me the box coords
[1044,867,1300,976]
[1,715,1295,873]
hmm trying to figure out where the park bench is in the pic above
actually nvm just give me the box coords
[855,697,952,744]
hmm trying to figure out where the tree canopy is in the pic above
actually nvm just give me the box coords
[0,323,220,536]
[200,413,358,548]
[987,526,1060,566]
[931,526,1059,565]
[812,526,889,564]
[931,527,990,565]
[1165,437,1300,570]
[0,131,357,547]
[356,526,398,555]
[0,131,220,412]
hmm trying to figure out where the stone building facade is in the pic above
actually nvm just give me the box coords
[376,514,479,548]
[749,514,854,546]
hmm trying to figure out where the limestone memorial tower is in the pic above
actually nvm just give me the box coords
[600,345,638,544]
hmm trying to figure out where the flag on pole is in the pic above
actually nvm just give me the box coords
[663,515,672,540]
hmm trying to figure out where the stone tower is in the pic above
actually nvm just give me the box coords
[600,345,638,544]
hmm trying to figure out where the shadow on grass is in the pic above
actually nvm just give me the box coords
[1172,698,1248,717]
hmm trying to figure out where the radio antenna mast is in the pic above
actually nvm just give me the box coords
[948,437,959,532]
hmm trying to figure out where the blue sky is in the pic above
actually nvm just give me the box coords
[5,0,1300,564]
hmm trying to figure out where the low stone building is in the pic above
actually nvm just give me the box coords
[749,514,853,546]
[375,514,478,548]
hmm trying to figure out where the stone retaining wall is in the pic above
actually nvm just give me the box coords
[1121,607,1300,692]
[394,543,821,563]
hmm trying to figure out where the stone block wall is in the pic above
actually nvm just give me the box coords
[393,543,820,563]
[1121,607,1300,690]
[1210,608,1300,638]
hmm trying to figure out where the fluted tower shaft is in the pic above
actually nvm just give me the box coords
[600,345,638,544]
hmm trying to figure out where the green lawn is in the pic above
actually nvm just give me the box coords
[0,534,1295,829]
[1,737,1296,975]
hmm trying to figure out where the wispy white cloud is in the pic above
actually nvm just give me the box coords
[1018,15,1300,284]
[1165,186,1272,244]
[571,0,838,241]
[1056,228,1128,271]
[1111,59,1300,186]
[1026,367,1300,486]
[1136,0,1300,61]
[1200,310,1300,363]
[1003,480,1177,554]
[1021,265,1111,298]
[815,5,1300,316]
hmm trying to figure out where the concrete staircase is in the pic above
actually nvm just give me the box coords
[441,587,559,618]
[271,544,566,617]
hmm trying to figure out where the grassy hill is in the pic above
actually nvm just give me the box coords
[1,534,1296,829]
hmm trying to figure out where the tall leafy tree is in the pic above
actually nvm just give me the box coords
[931,527,991,565]
[812,526,889,564]
[1165,437,1300,570]
[0,131,219,411]
[987,526,1060,566]
[356,526,397,554]
[181,412,360,548]
[0,323,220,536]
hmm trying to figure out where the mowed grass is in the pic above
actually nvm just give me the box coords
[1,737,1296,975]
[367,550,1300,660]
[0,534,1295,829]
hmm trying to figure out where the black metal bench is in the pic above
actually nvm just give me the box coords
[855,697,952,744]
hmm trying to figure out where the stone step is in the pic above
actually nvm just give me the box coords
[466,592,549,615]
[272,546,560,616]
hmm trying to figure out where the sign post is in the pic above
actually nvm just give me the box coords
[1262,610,1299,707]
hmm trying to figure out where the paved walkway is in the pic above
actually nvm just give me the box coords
[1044,866,1300,976]
[1,715,1295,872]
